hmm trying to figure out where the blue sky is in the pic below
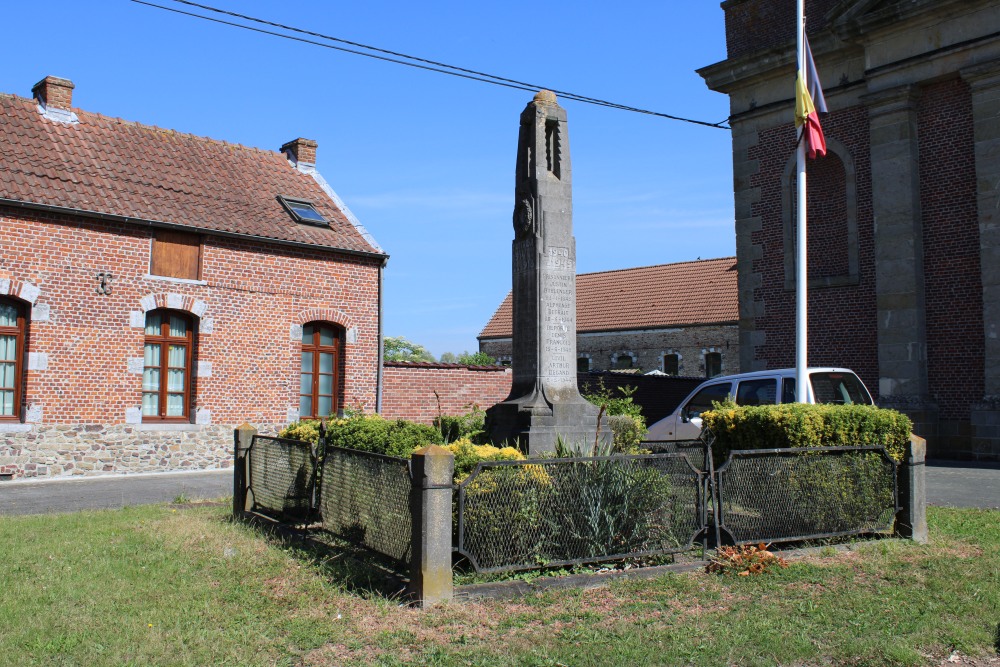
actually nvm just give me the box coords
[5,1,734,358]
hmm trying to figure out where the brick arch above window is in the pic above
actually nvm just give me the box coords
[138,292,208,318]
[781,136,860,289]
[134,293,210,335]
[293,308,358,344]
[0,277,41,305]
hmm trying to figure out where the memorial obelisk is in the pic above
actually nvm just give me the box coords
[486,90,608,455]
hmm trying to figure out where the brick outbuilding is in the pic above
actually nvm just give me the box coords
[478,258,739,378]
[699,0,1000,459]
[0,76,387,479]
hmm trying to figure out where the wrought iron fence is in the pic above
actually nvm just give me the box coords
[247,435,315,523]
[715,446,899,544]
[455,453,705,573]
[242,430,903,579]
[318,446,413,565]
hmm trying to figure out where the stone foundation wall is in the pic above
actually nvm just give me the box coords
[0,423,279,479]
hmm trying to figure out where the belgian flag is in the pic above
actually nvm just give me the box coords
[795,36,828,159]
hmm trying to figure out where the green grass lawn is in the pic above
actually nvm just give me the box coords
[1,504,997,666]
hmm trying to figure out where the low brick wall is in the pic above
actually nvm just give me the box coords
[380,362,512,424]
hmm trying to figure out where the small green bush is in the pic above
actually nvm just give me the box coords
[606,414,646,454]
[583,381,645,423]
[583,381,646,453]
[433,405,487,444]
[443,438,525,481]
[701,401,912,462]
[279,420,322,444]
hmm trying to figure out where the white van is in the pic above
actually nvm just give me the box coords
[644,368,874,442]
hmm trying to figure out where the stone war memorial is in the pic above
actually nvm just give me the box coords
[486,90,609,454]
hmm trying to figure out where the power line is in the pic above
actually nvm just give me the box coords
[129,0,731,130]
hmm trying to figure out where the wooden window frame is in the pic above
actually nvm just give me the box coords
[0,298,26,422]
[299,322,343,419]
[142,310,194,423]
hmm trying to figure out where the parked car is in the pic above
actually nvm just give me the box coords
[644,368,874,442]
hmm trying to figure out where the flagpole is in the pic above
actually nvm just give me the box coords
[795,0,810,402]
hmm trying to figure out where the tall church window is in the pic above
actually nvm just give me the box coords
[782,139,859,289]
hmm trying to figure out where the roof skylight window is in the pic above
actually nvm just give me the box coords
[277,195,328,226]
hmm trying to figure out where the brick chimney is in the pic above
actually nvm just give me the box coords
[32,76,75,110]
[281,138,318,166]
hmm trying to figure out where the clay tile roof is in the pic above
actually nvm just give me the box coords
[479,257,738,339]
[0,92,382,255]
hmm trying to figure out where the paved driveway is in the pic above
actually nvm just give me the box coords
[0,469,231,516]
[925,461,1000,509]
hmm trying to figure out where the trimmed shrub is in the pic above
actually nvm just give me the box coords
[701,401,912,463]
[278,414,442,457]
[702,402,909,535]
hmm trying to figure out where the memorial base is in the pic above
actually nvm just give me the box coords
[486,392,610,456]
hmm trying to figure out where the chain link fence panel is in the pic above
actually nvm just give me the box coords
[456,453,705,573]
[247,436,315,522]
[716,446,898,544]
[318,447,413,566]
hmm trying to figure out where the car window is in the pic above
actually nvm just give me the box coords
[810,372,871,404]
[735,378,777,406]
[682,382,732,420]
[782,378,797,403]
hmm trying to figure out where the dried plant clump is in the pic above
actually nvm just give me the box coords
[706,543,789,576]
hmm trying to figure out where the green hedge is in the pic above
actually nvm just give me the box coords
[279,414,443,458]
[701,402,912,463]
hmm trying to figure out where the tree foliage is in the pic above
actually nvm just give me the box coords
[457,351,496,365]
[383,335,435,362]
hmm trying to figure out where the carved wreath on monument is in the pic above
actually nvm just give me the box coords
[513,197,534,238]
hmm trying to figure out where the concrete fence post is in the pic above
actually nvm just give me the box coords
[895,433,928,543]
[409,445,455,607]
[233,423,257,518]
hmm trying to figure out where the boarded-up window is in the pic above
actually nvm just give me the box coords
[150,230,201,280]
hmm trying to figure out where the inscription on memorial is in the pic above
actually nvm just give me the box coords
[540,249,575,386]
[513,240,535,274]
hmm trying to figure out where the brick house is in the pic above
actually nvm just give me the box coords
[0,76,387,479]
[478,257,739,377]
[699,0,1000,458]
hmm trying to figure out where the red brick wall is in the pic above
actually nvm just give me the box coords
[0,205,381,425]
[380,362,512,424]
[725,0,840,60]
[918,78,983,420]
[747,105,879,392]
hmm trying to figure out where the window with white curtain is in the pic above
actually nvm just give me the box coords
[300,322,343,419]
[0,298,26,420]
[143,310,194,421]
